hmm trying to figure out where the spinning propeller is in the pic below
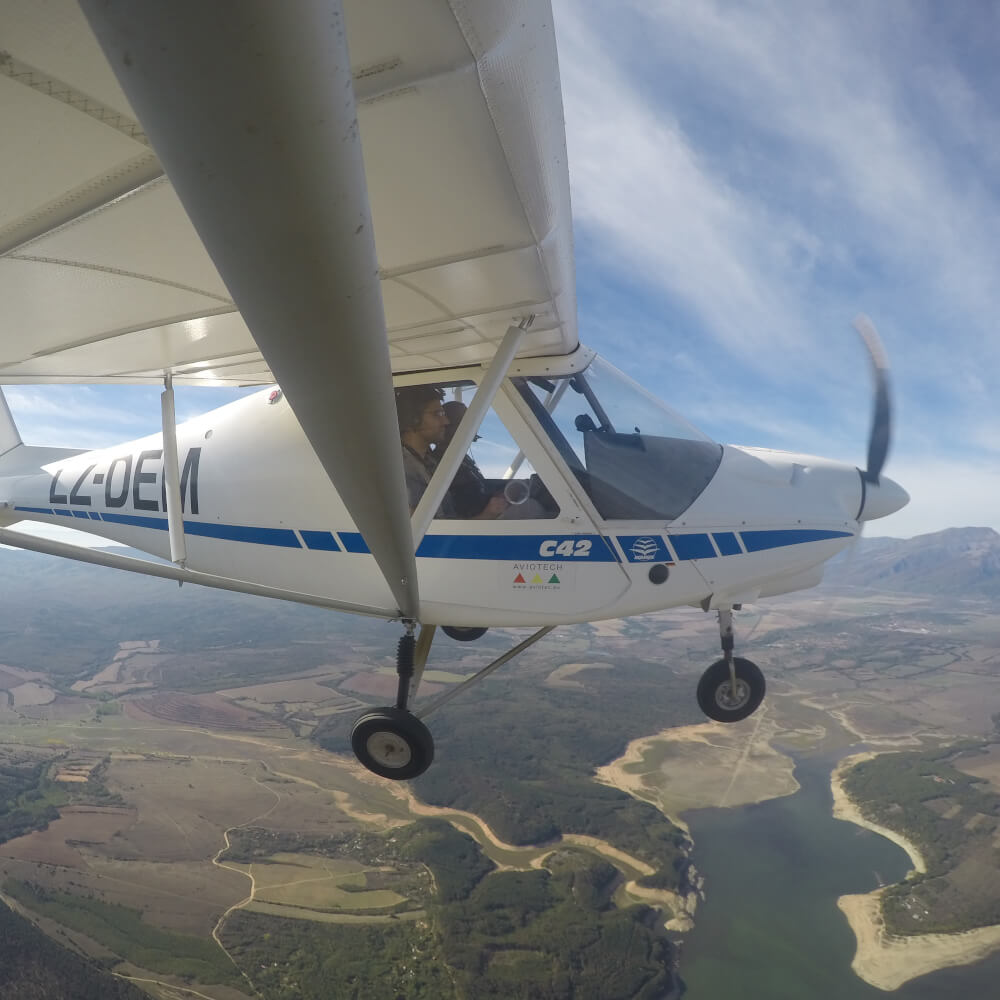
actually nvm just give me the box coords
[854,314,892,485]
[852,315,907,521]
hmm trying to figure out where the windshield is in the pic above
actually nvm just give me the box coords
[513,358,721,521]
[573,357,714,443]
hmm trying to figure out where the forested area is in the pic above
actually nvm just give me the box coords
[223,819,675,1000]
[2,880,242,986]
[0,901,148,1000]
[316,640,697,891]
[842,742,1000,934]
[387,820,673,1000]
[0,750,126,847]
[224,912,454,1000]
[0,754,63,844]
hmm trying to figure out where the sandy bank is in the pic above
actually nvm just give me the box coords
[595,710,801,833]
[833,752,1000,989]
[838,890,1000,991]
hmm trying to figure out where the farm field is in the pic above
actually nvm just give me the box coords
[2,544,1000,997]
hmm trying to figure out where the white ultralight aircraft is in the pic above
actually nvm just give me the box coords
[0,0,907,779]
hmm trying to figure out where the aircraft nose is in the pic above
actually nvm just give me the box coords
[858,474,909,521]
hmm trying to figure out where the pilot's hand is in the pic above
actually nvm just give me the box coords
[479,495,509,519]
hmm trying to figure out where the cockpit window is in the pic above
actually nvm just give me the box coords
[394,379,558,520]
[513,358,722,521]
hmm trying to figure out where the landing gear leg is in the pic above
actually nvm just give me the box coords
[696,607,766,723]
[349,624,555,779]
[351,623,436,780]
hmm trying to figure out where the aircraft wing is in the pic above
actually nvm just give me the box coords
[0,0,577,385]
[0,0,577,620]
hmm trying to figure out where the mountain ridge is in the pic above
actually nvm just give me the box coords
[822,526,1000,595]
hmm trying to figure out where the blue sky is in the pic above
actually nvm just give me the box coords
[8,1,1000,539]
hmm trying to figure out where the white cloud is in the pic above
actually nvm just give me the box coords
[553,0,1000,534]
[3,385,254,451]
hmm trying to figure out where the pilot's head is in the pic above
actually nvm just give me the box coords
[441,400,475,448]
[395,385,448,449]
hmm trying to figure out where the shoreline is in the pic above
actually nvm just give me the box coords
[594,716,800,932]
[594,714,801,833]
[832,751,1000,990]
[830,752,926,874]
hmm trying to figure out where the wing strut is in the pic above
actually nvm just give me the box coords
[503,378,568,479]
[410,319,531,549]
[160,375,186,568]
[0,527,397,619]
[80,0,419,618]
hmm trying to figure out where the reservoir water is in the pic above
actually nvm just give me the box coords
[678,751,1000,999]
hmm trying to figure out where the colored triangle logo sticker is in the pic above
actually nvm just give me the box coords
[549,574,560,584]
[514,573,526,584]
[531,573,543,584]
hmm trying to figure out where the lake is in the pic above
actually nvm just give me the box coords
[679,751,1000,998]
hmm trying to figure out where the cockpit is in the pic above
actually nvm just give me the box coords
[512,357,722,521]
[395,355,721,524]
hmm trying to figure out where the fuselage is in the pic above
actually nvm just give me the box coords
[0,352,907,626]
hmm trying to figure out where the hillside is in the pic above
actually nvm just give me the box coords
[822,526,1000,596]
[0,901,148,1000]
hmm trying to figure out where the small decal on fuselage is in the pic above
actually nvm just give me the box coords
[617,534,673,563]
[512,561,563,590]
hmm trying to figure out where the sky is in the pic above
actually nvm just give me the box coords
[8,0,1000,540]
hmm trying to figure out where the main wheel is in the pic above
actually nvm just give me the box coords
[442,626,488,642]
[696,657,765,723]
[351,708,435,780]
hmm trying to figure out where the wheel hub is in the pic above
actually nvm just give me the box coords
[365,730,413,769]
[716,679,751,711]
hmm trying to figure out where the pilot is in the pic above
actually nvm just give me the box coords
[395,386,506,519]
[434,400,548,520]
[436,400,492,518]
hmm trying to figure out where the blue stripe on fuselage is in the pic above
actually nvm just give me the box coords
[740,528,852,551]
[339,531,618,562]
[100,512,301,548]
[16,506,850,560]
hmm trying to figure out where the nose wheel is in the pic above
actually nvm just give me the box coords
[697,656,765,723]
[696,608,766,723]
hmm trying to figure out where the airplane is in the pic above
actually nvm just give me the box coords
[0,0,907,781]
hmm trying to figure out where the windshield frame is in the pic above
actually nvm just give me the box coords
[508,357,721,522]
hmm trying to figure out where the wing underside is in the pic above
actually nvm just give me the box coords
[0,0,577,385]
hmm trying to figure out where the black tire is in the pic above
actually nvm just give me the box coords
[442,626,488,642]
[350,708,435,780]
[696,657,766,723]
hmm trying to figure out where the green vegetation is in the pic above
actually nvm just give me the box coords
[316,636,696,891]
[225,827,434,899]
[0,749,127,845]
[843,743,1000,934]
[224,911,453,1000]
[222,819,675,999]
[0,752,65,844]
[2,880,241,986]
[399,821,673,999]
[396,819,495,901]
[0,901,148,1000]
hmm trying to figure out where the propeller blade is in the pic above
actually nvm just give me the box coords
[853,314,892,484]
